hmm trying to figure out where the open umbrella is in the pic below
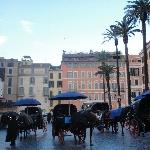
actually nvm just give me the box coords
[134,94,144,101]
[50,91,87,115]
[50,91,87,100]
[133,90,150,101]
[142,89,150,96]
[15,98,41,106]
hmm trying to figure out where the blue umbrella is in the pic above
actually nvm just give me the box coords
[142,89,150,96]
[50,91,87,100]
[134,94,144,101]
[15,98,41,106]
[133,89,150,101]
[50,91,87,115]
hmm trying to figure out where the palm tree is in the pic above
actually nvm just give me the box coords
[125,0,150,91]
[103,26,121,108]
[96,64,115,110]
[96,50,111,102]
[111,16,140,105]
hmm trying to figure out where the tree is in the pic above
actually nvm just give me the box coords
[125,0,150,91]
[111,16,140,105]
[103,26,121,108]
[96,50,111,103]
[96,64,115,110]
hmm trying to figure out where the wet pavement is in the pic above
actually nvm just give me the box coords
[0,123,150,150]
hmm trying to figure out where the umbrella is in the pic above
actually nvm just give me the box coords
[50,91,87,100]
[133,90,150,101]
[141,89,150,96]
[50,91,87,115]
[15,98,41,106]
[134,94,144,101]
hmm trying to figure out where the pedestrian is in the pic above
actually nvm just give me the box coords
[47,111,51,123]
[5,115,18,146]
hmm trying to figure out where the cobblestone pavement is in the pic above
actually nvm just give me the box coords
[0,123,150,150]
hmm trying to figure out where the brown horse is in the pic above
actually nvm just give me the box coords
[71,109,100,146]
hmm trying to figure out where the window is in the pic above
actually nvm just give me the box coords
[43,77,48,84]
[8,78,12,87]
[88,72,92,78]
[49,81,54,88]
[74,72,78,78]
[50,73,53,79]
[87,81,92,89]
[43,87,49,96]
[120,83,125,92]
[111,83,117,91]
[29,87,34,96]
[130,68,139,76]
[95,82,98,89]
[68,81,73,90]
[81,71,86,78]
[131,92,136,98]
[0,68,5,81]
[50,91,53,97]
[135,80,138,86]
[45,68,48,74]
[57,81,62,88]
[0,62,4,67]
[7,62,14,67]
[8,88,11,94]
[8,68,12,74]
[19,78,23,86]
[81,81,85,89]
[58,73,61,79]
[18,87,24,95]
[67,72,73,78]
[31,67,34,74]
[73,82,77,90]
[30,77,35,85]
[99,83,103,89]
[20,69,24,74]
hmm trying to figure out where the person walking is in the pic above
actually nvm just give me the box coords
[47,111,52,123]
[5,115,18,146]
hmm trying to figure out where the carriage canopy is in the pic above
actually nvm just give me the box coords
[53,104,77,117]
[132,97,150,118]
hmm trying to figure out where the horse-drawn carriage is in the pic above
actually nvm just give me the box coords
[52,104,77,144]
[52,103,108,145]
[24,107,44,130]
[127,96,150,136]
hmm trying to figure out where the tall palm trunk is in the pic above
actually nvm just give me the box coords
[124,41,131,105]
[142,21,149,90]
[115,38,121,108]
[103,74,106,102]
[106,76,112,110]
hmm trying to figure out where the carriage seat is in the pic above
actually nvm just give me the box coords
[110,108,122,119]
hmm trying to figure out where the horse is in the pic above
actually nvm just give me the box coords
[71,109,100,146]
[1,112,19,129]
[101,106,131,135]
[17,112,35,139]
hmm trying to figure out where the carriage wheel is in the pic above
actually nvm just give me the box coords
[58,129,64,144]
[129,119,140,137]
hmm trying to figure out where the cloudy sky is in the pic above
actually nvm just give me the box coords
[0,0,150,65]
